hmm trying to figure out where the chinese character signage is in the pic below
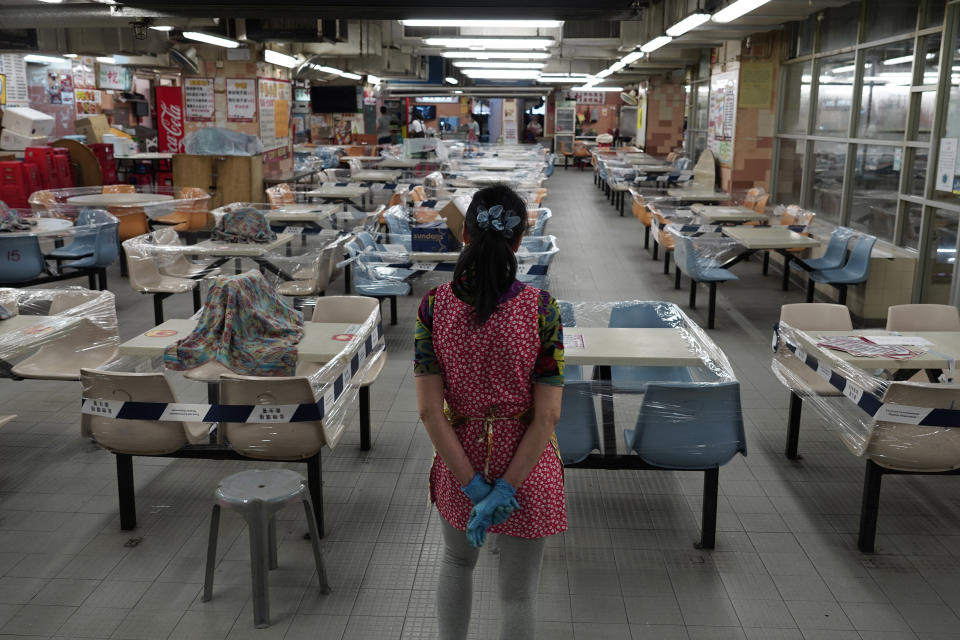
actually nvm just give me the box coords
[184,77,215,122]
[75,88,102,116]
[226,78,257,122]
[0,55,28,108]
[258,78,292,150]
[708,70,738,167]
[97,63,131,91]
[156,86,185,153]
[71,56,96,89]
[573,90,604,105]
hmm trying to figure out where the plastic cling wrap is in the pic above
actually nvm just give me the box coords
[772,320,960,472]
[0,287,119,379]
[81,288,386,458]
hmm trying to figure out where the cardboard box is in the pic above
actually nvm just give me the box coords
[0,129,48,151]
[438,198,467,242]
[1,107,55,137]
[74,115,110,144]
[412,221,460,253]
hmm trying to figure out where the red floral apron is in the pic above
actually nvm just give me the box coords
[428,282,567,538]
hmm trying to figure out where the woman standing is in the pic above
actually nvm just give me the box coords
[415,184,566,640]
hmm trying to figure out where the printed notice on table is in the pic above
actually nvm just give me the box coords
[184,77,215,121]
[564,333,585,350]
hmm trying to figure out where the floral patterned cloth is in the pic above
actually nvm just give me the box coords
[415,280,566,539]
[211,207,276,244]
[163,270,303,376]
[0,206,34,232]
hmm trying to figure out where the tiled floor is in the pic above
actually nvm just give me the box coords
[1,168,959,639]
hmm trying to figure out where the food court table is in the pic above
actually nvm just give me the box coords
[720,226,821,288]
[349,170,401,183]
[794,330,960,379]
[1,218,73,236]
[306,184,370,207]
[119,319,359,363]
[377,159,421,169]
[692,204,770,223]
[65,193,174,208]
[666,189,729,203]
[177,234,296,279]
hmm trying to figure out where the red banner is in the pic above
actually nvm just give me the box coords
[156,86,185,153]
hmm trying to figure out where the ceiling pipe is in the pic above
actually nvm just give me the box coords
[0,5,216,29]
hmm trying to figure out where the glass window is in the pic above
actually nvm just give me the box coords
[923,209,957,303]
[849,144,901,243]
[792,13,817,58]
[809,141,848,225]
[694,83,709,131]
[820,3,861,52]
[779,62,812,134]
[934,33,960,206]
[921,34,942,83]
[904,203,923,249]
[909,147,929,195]
[924,0,946,29]
[776,139,805,206]
[864,0,920,42]
[815,54,856,136]
[858,41,913,140]
[915,91,936,142]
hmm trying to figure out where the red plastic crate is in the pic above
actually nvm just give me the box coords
[53,154,73,188]
[23,146,56,189]
[20,163,43,195]
[156,171,173,188]
[0,162,30,209]
[89,143,118,185]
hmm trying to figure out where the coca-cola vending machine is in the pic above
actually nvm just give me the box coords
[156,86,185,154]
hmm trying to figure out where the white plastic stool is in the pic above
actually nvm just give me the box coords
[202,469,330,628]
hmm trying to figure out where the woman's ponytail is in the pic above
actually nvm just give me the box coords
[452,184,529,325]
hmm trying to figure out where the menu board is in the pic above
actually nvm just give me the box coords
[97,63,131,91]
[75,88,102,116]
[71,56,96,89]
[226,78,257,122]
[708,70,738,167]
[184,77,215,121]
[258,78,292,150]
[0,54,28,107]
[502,99,518,143]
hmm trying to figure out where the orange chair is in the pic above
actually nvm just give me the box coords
[532,188,547,206]
[666,152,677,164]
[410,186,427,203]
[558,141,574,170]
[346,146,368,156]
[572,143,591,171]
[266,183,296,209]
[744,187,770,213]
[651,208,677,274]
[630,189,654,250]
[155,187,211,231]
[388,191,406,208]
[103,184,136,194]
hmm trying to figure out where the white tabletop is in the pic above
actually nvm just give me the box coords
[178,234,294,257]
[692,205,770,223]
[407,251,461,263]
[377,159,422,169]
[265,206,338,223]
[563,327,705,367]
[307,185,370,199]
[722,226,821,250]
[350,170,402,182]
[1,218,74,237]
[633,164,674,173]
[796,330,960,372]
[66,193,174,208]
[666,189,729,202]
[119,319,360,363]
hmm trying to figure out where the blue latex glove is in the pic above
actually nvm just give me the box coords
[461,473,493,506]
[466,478,519,548]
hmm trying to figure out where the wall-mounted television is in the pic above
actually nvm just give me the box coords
[310,86,360,113]
[413,105,437,120]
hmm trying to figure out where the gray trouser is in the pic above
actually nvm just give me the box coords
[437,517,546,640]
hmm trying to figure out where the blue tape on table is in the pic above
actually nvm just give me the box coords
[270,225,330,235]
[80,324,385,423]
[774,329,960,427]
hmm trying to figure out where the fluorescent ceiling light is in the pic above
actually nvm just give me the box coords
[23,54,67,63]
[572,86,623,91]
[401,19,562,28]
[830,64,857,73]
[182,31,239,48]
[63,53,78,58]
[96,56,115,64]
[712,0,771,23]
[462,69,542,79]
[150,25,174,32]
[36,0,63,3]
[340,71,362,80]
[367,74,381,85]
[640,36,672,53]
[621,50,644,65]
[314,65,343,75]
[423,37,552,49]
[444,76,459,84]
[453,61,544,69]
[537,74,594,84]
[264,49,298,68]
[882,55,914,66]
[665,12,711,37]
[596,68,614,78]
[454,89,463,94]
[441,51,551,60]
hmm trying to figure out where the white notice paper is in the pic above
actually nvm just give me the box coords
[937,138,957,192]
[863,336,934,347]
[565,333,585,350]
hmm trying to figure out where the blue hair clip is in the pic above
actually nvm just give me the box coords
[477,205,522,238]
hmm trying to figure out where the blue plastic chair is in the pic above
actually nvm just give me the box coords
[806,234,877,305]
[350,259,412,326]
[382,209,413,250]
[673,234,738,329]
[517,243,558,290]
[47,227,98,261]
[623,381,746,469]
[544,154,555,178]
[554,381,601,464]
[607,302,693,392]
[796,227,853,272]
[62,223,119,290]
[557,300,583,381]
[0,235,48,283]
[527,209,552,237]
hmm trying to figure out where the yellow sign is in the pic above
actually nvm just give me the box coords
[0,73,5,105]
[274,98,290,139]
[739,61,774,110]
